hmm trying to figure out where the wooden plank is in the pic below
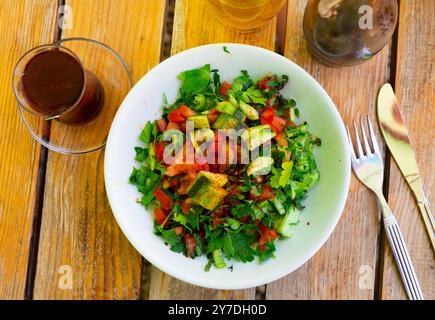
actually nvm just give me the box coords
[170,0,276,55]
[266,0,391,299]
[148,0,279,299]
[0,0,58,299]
[381,0,435,300]
[33,0,166,299]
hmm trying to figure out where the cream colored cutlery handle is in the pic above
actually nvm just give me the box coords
[417,197,435,252]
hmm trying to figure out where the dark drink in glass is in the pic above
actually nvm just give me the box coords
[15,46,104,124]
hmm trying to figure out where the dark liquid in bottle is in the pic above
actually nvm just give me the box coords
[303,0,398,67]
[21,49,104,124]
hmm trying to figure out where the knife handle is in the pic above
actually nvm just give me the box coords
[417,196,435,252]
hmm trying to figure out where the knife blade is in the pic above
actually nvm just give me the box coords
[377,83,435,252]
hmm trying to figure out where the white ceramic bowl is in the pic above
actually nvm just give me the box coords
[104,43,350,290]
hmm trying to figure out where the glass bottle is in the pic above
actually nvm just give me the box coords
[303,0,398,66]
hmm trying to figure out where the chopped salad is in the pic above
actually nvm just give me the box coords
[130,64,320,270]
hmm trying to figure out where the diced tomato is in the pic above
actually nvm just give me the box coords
[261,107,286,134]
[270,115,287,134]
[168,105,196,123]
[286,120,297,128]
[177,171,198,195]
[206,108,220,124]
[153,187,172,211]
[208,114,219,124]
[227,185,241,196]
[156,118,167,132]
[154,208,167,225]
[219,81,232,96]
[257,79,270,91]
[183,233,197,257]
[178,121,187,132]
[250,185,275,202]
[167,121,180,130]
[259,185,275,201]
[275,133,288,147]
[211,206,230,227]
[174,226,184,236]
[179,105,197,117]
[168,109,184,123]
[258,224,279,246]
[260,107,275,124]
[240,215,251,223]
[254,175,266,184]
[155,141,166,162]
[180,198,193,214]
[169,179,180,192]
[165,163,203,177]
[212,216,226,227]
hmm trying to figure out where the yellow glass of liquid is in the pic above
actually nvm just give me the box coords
[207,0,287,31]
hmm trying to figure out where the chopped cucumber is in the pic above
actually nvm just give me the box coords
[187,171,228,195]
[226,218,241,230]
[193,94,206,111]
[247,156,274,176]
[270,198,285,215]
[188,115,210,129]
[228,93,238,107]
[241,124,276,150]
[191,184,228,210]
[233,109,246,122]
[194,128,214,143]
[239,101,259,120]
[216,101,236,115]
[212,114,239,129]
[251,205,264,220]
[212,249,226,269]
[278,208,301,238]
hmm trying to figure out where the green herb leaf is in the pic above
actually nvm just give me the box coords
[227,232,257,263]
[157,228,185,253]
[258,241,276,262]
[178,64,211,95]
[139,121,153,144]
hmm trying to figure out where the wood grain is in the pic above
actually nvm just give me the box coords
[380,0,435,300]
[266,0,391,299]
[148,0,280,299]
[33,0,166,299]
[170,0,276,55]
[0,0,58,299]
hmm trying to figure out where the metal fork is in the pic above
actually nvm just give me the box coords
[347,117,424,300]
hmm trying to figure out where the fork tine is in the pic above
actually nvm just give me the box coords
[347,126,357,161]
[360,118,372,155]
[353,121,364,157]
[367,117,381,155]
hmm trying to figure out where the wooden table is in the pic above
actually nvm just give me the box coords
[0,0,433,300]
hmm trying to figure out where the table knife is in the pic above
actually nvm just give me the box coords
[377,83,435,252]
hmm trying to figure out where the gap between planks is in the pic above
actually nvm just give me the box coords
[24,0,65,300]
[373,0,401,300]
